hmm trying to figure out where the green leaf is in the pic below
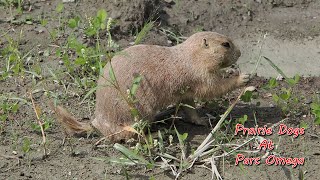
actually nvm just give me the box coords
[11,103,19,113]
[268,78,278,88]
[22,137,31,153]
[100,23,106,30]
[25,20,33,25]
[130,108,139,118]
[113,143,149,165]
[56,3,64,13]
[0,115,7,121]
[287,78,296,86]
[311,103,320,111]
[135,21,154,45]
[263,56,297,86]
[299,121,308,129]
[108,64,116,83]
[104,157,137,166]
[75,57,86,65]
[81,86,98,104]
[41,19,48,26]
[241,91,253,102]
[97,9,108,22]
[238,115,248,124]
[68,18,77,29]
[279,92,289,101]
[130,75,142,96]
[315,117,320,125]
[294,74,300,83]
[175,126,188,146]
[272,94,279,103]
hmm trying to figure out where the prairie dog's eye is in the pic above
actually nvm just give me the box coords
[221,42,231,48]
[203,38,209,48]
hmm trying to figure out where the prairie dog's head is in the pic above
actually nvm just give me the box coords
[183,32,241,73]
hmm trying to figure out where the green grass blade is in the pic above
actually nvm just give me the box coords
[113,143,149,164]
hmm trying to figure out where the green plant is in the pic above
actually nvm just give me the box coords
[85,9,108,37]
[0,0,24,16]
[310,102,320,125]
[22,137,31,154]
[0,34,33,80]
[0,96,26,132]
[263,57,302,116]
[134,21,155,45]
[31,116,53,133]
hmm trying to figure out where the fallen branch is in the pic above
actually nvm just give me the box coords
[30,92,47,156]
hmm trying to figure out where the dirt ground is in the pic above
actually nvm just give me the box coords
[0,0,320,179]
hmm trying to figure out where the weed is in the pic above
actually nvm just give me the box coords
[263,57,303,116]
[31,116,53,133]
[160,28,185,44]
[0,99,19,132]
[0,0,24,16]
[310,102,320,125]
[134,21,155,45]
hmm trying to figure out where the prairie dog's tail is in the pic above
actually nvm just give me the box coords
[49,101,94,136]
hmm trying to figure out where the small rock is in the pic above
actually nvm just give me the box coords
[269,104,275,108]
[305,99,313,104]
[307,36,313,40]
[12,151,18,155]
[167,40,172,44]
[129,42,135,45]
[58,60,64,65]
[164,0,173,3]
[265,93,273,97]
[303,115,307,118]
[38,51,44,56]
[276,74,284,81]
[43,50,50,57]
[33,26,45,33]
[245,86,256,92]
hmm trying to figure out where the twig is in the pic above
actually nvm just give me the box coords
[189,87,247,160]
[0,154,20,161]
[30,92,47,156]
[210,157,222,180]
[250,33,268,77]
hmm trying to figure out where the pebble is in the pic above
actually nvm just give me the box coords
[305,99,313,104]
[33,26,45,33]
[265,93,273,97]
[276,74,284,81]
[38,51,44,56]
[59,60,64,65]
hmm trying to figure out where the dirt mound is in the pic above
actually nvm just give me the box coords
[107,0,160,34]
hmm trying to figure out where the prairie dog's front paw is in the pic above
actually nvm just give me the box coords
[237,73,250,86]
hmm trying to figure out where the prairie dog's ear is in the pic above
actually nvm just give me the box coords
[202,38,209,48]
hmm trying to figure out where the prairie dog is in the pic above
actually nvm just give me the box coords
[53,31,249,141]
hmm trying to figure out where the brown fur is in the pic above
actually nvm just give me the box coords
[52,31,249,142]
